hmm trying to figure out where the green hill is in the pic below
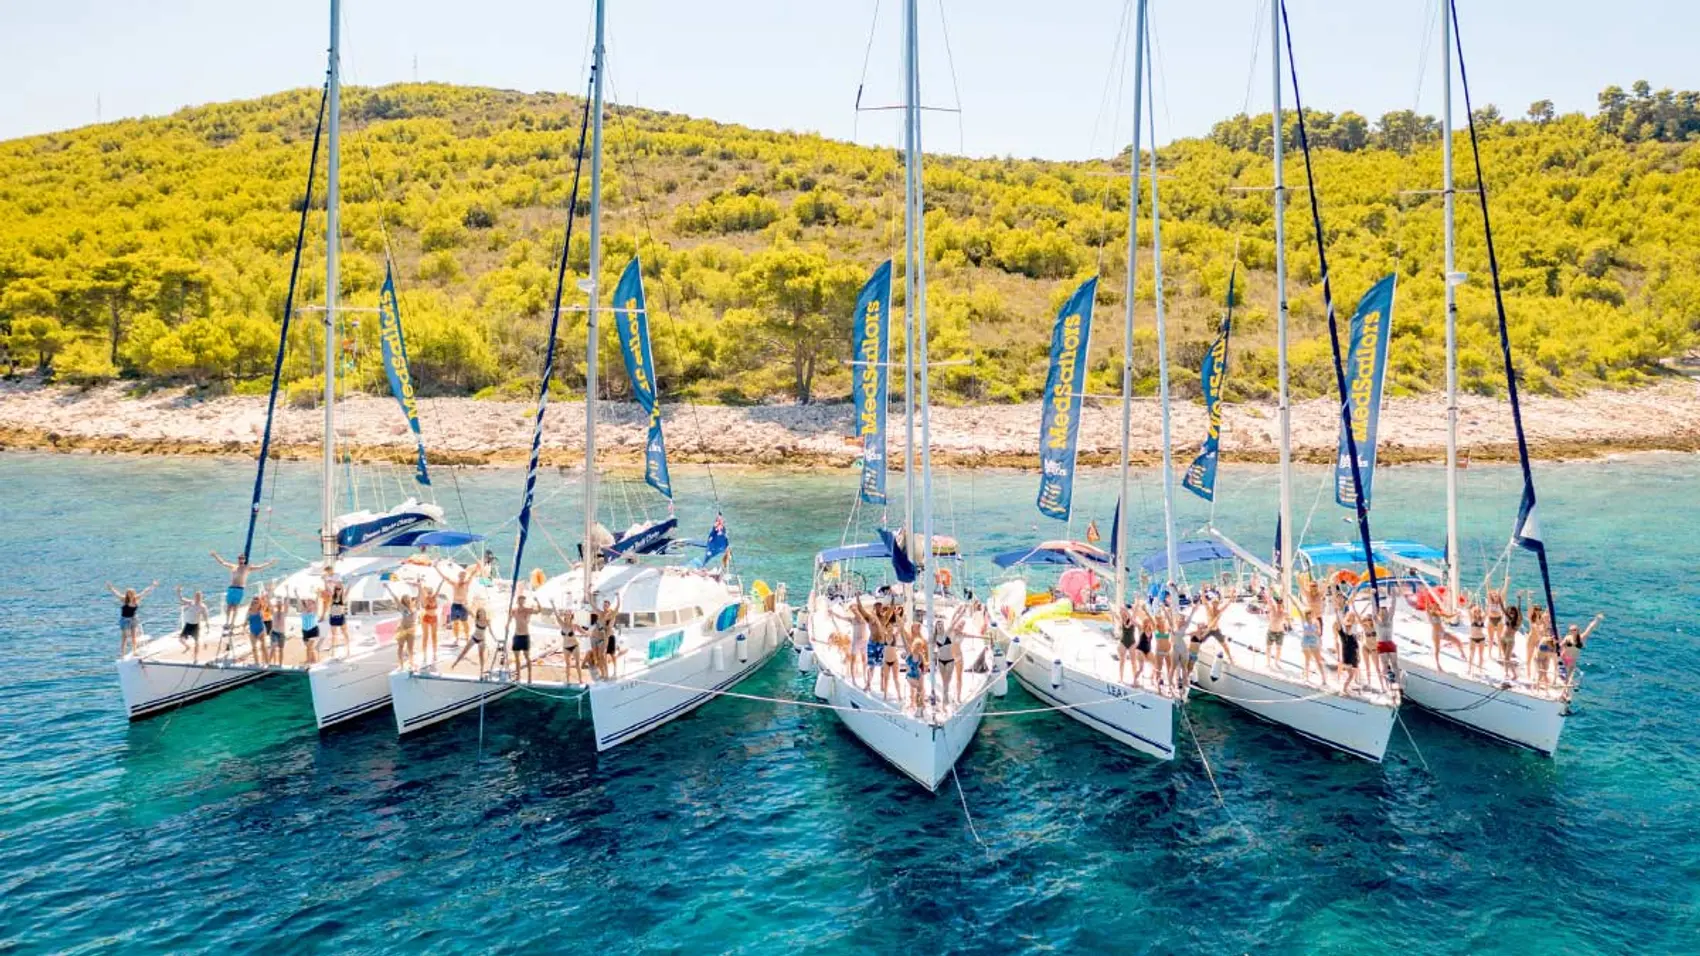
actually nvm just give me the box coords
[2,81,1696,405]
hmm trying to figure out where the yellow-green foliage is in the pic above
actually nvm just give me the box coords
[1,82,1696,405]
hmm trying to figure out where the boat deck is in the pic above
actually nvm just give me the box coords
[1390,607,1569,702]
[811,595,994,723]
[1212,601,1401,709]
[128,624,321,672]
[1026,616,1186,699]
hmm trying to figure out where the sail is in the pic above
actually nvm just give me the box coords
[1182,267,1236,501]
[1333,274,1396,510]
[241,84,328,561]
[1036,276,1099,522]
[378,263,431,486]
[851,260,893,505]
[611,257,672,500]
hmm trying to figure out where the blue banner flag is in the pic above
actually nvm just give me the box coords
[1334,274,1397,510]
[377,263,430,485]
[851,260,892,505]
[612,257,672,500]
[1036,277,1098,521]
[1182,267,1236,501]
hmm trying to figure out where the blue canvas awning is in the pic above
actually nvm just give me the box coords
[992,540,1113,570]
[1299,540,1445,567]
[1139,539,1237,574]
[384,529,485,549]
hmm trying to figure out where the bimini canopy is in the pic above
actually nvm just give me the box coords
[383,529,485,549]
[992,540,1113,570]
[816,541,891,565]
[1139,539,1237,575]
[1299,540,1445,567]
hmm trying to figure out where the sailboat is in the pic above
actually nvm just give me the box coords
[801,0,994,792]
[116,0,445,722]
[1187,0,1399,762]
[991,0,1175,762]
[1376,0,1572,755]
[387,0,791,743]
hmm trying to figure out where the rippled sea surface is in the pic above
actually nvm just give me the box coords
[2,450,1696,954]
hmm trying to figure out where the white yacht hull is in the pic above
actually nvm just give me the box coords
[117,655,272,720]
[589,609,788,750]
[1190,640,1396,762]
[389,669,516,735]
[1008,642,1176,761]
[1395,656,1568,755]
[308,647,399,729]
[818,667,985,791]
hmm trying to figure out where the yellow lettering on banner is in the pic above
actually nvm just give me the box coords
[381,311,419,422]
[858,299,882,438]
[1349,309,1382,443]
[1045,313,1083,451]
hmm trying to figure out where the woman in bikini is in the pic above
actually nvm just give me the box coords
[107,580,158,657]
[1558,614,1603,685]
[325,581,351,659]
[451,600,492,674]
[1425,599,1466,675]
[1484,571,1509,656]
[555,604,586,683]
[1466,599,1489,674]
[1141,605,1170,694]
[1528,606,1559,688]
[417,578,444,664]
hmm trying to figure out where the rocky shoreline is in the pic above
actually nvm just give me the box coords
[2,380,1698,469]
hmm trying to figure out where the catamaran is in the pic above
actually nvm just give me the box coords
[1370,0,1575,755]
[800,0,995,792]
[387,0,791,744]
[1186,0,1400,762]
[117,0,449,723]
[988,0,1175,762]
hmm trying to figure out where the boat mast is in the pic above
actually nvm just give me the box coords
[1114,0,1149,612]
[582,0,606,605]
[1271,0,1293,598]
[1441,0,1461,603]
[320,0,341,562]
[1146,36,1180,590]
[906,0,937,630]
[901,0,920,617]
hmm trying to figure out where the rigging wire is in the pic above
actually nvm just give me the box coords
[851,0,883,141]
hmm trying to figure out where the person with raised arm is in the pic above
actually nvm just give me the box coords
[244,592,269,665]
[107,580,158,657]
[1559,613,1603,685]
[510,590,538,684]
[438,557,483,647]
[1264,593,1289,670]
[386,581,420,669]
[210,551,276,635]
[451,599,492,675]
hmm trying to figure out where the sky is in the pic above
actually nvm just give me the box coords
[0,0,1690,161]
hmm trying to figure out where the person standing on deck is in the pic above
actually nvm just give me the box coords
[932,609,960,706]
[451,600,492,675]
[1426,598,1467,675]
[210,552,276,636]
[1264,594,1289,671]
[596,596,622,679]
[510,591,538,683]
[416,577,445,664]
[438,558,483,647]
[175,587,209,662]
[555,604,586,684]
[386,582,419,668]
[244,593,268,665]
[266,587,287,666]
[107,581,158,657]
[1559,614,1603,685]
[1188,591,1235,668]
[299,593,322,665]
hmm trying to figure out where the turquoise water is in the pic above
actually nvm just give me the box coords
[2,450,1696,953]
